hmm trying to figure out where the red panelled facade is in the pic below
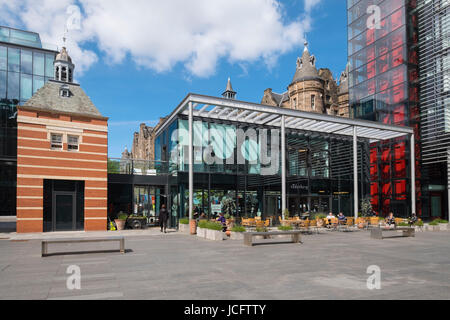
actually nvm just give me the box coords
[348,0,420,217]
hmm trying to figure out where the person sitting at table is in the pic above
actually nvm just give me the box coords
[337,212,347,224]
[385,212,396,228]
[408,213,418,227]
[326,212,335,228]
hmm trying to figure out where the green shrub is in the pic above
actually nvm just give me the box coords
[397,222,409,227]
[117,213,128,220]
[312,213,326,220]
[255,226,268,232]
[179,218,189,225]
[414,220,424,227]
[198,220,223,231]
[429,220,439,226]
[278,225,293,231]
[434,219,448,224]
[231,225,246,233]
[224,213,231,220]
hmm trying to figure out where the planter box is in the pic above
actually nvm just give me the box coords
[196,227,207,238]
[438,223,448,231]
[206,229,225,241]
[426,225,440,232]
[230,232,244,240]
[179,223,190,234]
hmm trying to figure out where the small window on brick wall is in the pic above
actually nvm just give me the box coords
[51,133,63,150]
[68,135,79,151]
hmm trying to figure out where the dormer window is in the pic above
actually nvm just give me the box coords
[60,85,70,98]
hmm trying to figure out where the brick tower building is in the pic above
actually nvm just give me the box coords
[16,46,108,233]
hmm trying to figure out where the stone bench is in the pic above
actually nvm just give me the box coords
[371,227,415,240]
[42,236,125,257]
[243,231,302,246]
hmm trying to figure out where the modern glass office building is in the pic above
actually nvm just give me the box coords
[151,93,414,224]
[0,26,57,216]
[416,0,450,220]
[347,0,422,217]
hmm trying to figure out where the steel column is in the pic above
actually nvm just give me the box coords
[189,102,194,221]
[281,115,286,219]
[353,126,358,221]
[411,133,416,215]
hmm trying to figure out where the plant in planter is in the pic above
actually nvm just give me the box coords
[178,218,190,233]
[179,218,189,224]
[230,225,246,240]
[278,225,293,231]
[283,209,290,220]
[360,197,373,217]
[114,213,128,231]
[312,213,326,227]
[434,219,448,231]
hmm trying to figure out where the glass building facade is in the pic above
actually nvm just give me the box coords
[0,26,57,216]
[154,116,369,223]
[347,0,421,217]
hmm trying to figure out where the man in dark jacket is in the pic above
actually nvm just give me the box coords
[159,204,169,233]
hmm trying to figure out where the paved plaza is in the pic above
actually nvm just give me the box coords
[0,228,449,300]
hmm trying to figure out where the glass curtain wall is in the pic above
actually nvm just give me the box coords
[158,117,368,222]
[347,0,419,217]
[0,40,56,216]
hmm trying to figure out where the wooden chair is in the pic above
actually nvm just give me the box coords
[264,219,270,227]
[255,220,265,229]
[300,220,310,233]
[369,217,379,227]
[309,219,319,234]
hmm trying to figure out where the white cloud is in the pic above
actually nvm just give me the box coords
[0,0,321,78]
[304,0,322,12]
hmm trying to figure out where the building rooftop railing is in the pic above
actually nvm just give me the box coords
[108,158,175,176]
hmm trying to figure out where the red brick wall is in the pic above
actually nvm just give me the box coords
[16,108,108,233]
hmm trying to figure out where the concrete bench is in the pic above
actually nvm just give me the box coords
[244,231,302,246]
[371,227,415,240]
[42,236,125,257]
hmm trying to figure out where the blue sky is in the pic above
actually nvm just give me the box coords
[0,0,348,158]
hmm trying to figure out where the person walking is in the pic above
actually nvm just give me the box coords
[159,204,169,233]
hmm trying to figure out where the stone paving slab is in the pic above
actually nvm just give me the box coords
[0,230,449,300]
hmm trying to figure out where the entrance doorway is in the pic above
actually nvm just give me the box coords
[53,192,76,231]
[43,180,84,232]
[430,193,443,219]
[288,196,309,217]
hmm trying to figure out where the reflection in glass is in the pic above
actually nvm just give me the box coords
[33,52,45,76]
[7,72,19,100]
[20,49,32,74]
[7,48,20,72]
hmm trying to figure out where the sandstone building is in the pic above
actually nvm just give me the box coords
[130,117,167,161]
[261,41,349,117]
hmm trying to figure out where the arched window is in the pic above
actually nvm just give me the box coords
[61,67,67,82]
[55,66,59,80]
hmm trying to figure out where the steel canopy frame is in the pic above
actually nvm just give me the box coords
[156,94,415,225]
